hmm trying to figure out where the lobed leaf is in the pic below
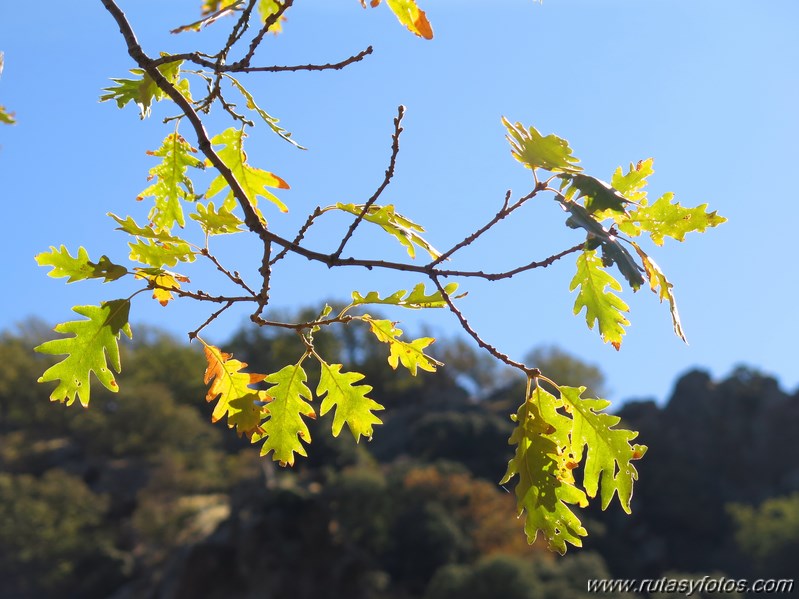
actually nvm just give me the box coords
[110,214,196,268]
[570,250,630,350]
[134,268,190,307]
[202,342,268,437]
[351,282,462,309]
[138,133,204,232]
[100,59,192,119]
[0,53,15,125]
[559,385,647,513]
[254,362,315,466]
[617,192,726,246]
[35,300,133,407]
[335,203,440,259]
[190,201,244,235]
[503,118,582,174]
[316,358,384,442]
[500,385,589,554]
[36,246,127,283]
[362,315,441,375]
[206,127,290,220]
[610,158,655,203]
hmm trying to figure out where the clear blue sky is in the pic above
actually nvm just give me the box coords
[1,0,798,404]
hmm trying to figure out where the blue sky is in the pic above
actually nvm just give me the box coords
[1,0,798,405]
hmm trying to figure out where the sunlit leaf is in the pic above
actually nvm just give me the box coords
[617,192,727,245]
[134,268,190,306]
[254,362,315,466]
[503,117,582,174]
[570,250,630,350]
[35,300,132,407]
[206,127,290,220]
[559,385,647,512]
[138,132,204,231]
[362,315,441,375]
[335,203,440,259]
[351,282,462,309]
[202,341,269,437]
[316,358,384,442]
[100,58,192,119]
[36,246,128,283]
[630,241,686,342]
[224,75,304,149]
[367,0,433,39]
[501,385,588,554]
[190,201,244,235]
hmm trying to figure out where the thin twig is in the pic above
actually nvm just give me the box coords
[237,46,374,72]
[270,206,323,265]
[431,275,535,375]
[234,0,294,69]
[431,184,545,266]
[250,313,353,330]
[189,301,234,340]
[200,248,257,296]
[332,105,405,261]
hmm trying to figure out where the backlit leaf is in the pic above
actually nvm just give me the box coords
[351,282,462,309]
[366,0,433,39]
[503,118,582,174]
[224,75,304,148]
[618,192,727,246]
[500,385,588,554]
[254,362,315,466]
[630,241,686,342]
[206,127,290,219]
[362,315,441,375]
[35,300,132,407]
[134,268,190,306]
[335,203,440,259]
[202,341,268,437]
[316,358,384,442]
[36,246,128,283]
[109,214,196,268]
[190,201,244,235]
[559,385,647,512]
[570,250,630,350]
[138,132,204,231]
[610,158,655,203]
[100,59,192,119]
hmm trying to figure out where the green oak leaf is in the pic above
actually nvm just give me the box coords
[224,75,304,149]
[128,239,195,268]
[351,282,462,309]
[617,192,727,245]
[190,201,244,235]
[35,300,133,407]
[138,132,204,231]
[571,250,630,350]
[334,203,440,259]
[610,158,655,203]
[206,127,290,219]
[35,246,128,283]
[109,214,196,268]
[503,117,582,174]
[254,362,315,466]
[316,358,384,442]
[100,58,191,119]
[362,315,441,375]
[630,241,687,343]
[559,385,647,513]
[501,385,589,554]
[559,173,633,214]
